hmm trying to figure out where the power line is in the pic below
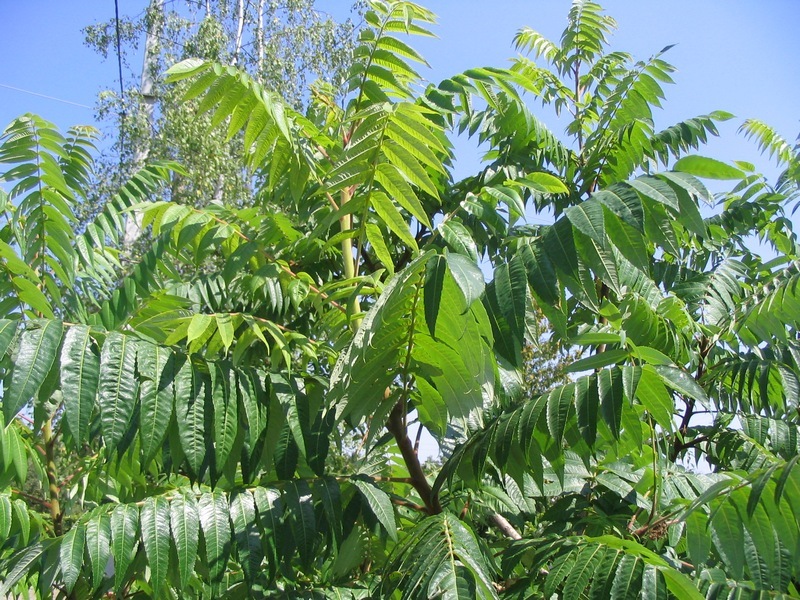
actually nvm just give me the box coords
[114,0,126,161]
[0,83,92,109]
[114,0,126,103]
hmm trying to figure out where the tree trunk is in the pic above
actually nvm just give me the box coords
[233,0,246,66]
[256,0,265,77]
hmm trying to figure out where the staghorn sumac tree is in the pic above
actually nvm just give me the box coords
[1,2,800,598]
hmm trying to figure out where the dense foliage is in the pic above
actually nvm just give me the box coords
[1,1,799,598]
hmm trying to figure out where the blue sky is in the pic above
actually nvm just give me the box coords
[1,1,797,182]
[413,1,800,182]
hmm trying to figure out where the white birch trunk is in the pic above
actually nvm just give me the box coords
[233,0,246,66]
[256,0,265,77]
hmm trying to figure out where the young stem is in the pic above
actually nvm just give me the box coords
[671,336,710,460]
[574,62,584,153]
[489,512,522,540]
[386,401,441,515]
[43,419,63,536]
[339,188,362,329]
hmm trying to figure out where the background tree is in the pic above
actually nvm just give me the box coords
[1,2,800,598]
[521,307,577,397]
[83,0,359,245]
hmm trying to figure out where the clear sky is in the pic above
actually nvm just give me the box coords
[1,1,798,180]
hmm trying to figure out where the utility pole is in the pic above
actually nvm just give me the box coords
[123,0,165,248]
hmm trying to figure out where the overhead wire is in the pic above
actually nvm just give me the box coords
[114,0,127,159]
[0,83,92,109]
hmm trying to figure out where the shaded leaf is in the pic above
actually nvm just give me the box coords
[352,479,398,542]
[285,480,316,569]
[424,254,446,338]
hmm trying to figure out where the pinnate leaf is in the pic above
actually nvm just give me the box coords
[352,479,398,542]
[674,155,744,180]
[98,332,137,453]
[199,490,231,584]
[60,523,85,594]
[446,252,484,307]
[61,325,99,445]
[85,512,111,590]
[141,497,170,596]
[170,492,200,589]
[4,319,63,422]
[110,504,139,593]
[424,254,446,338]
[136,341,173,466]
